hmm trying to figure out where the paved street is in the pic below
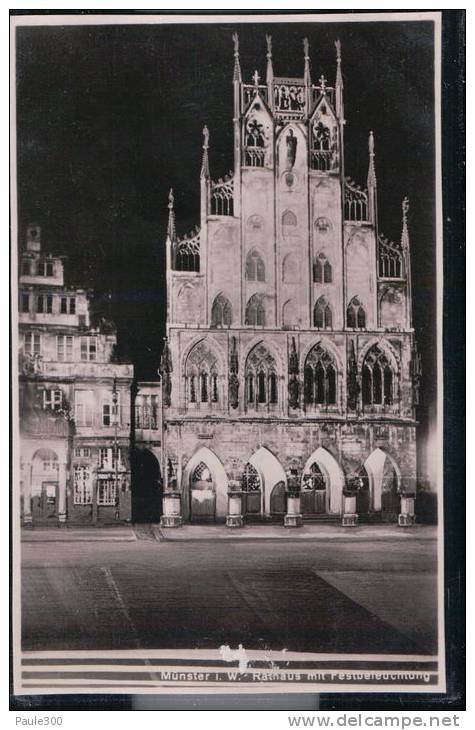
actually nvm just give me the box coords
[21,529,438,656]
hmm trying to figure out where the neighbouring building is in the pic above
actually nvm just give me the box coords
[161,35,422,527]
[18,224,135,525]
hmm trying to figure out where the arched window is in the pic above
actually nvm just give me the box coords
[282,210,297,227]
[246,343,278,407]
[346,297,366,329]
[211,294,232,327]
[313,297,332,329]
[362,346,394,406]
[245,251,265,282]
[192,462,212,484]
[242,463,261,491]
[304,344,337,406]
[313,254,332,283]
[245,294,266,326]
[186,340,220,406]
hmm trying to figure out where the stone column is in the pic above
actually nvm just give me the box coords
[58,462,67,525]
[284,493,303,527]
[398,494,416,526]
[226,484,243,528]
[342,494,358,527]
[160,491,183,527]
[23,462,33,527]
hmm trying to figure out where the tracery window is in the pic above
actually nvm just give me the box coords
[282,210,297,235]
[313,254,332,283]
[362,346,394,406]
[242,463,261,492]
[378,236,404,278]
[186,340,220,406]
[245,294,266,327]
[346,297,366,329]
[303,344,337,406]
[211,294,232,327]
[245,251,265,282]
[313,297,333,329]
[192,462,212,484]
[246,343,278,406]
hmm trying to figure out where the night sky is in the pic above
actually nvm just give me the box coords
[15,17,436,473]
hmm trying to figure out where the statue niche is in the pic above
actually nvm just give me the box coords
[286,129,297,170]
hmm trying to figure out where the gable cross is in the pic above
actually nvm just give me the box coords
[252,70,261,87]
[319,75,327,91]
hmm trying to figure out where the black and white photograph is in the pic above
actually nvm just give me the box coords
[10,10,454,701]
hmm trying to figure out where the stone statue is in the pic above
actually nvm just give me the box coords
[286,128,297,170]
[288,375,300,409]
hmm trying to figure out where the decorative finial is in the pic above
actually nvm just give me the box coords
[367,130,377,188]
[401,196,410,250]
[335,39,341,62]
[232,32,242,83]
[319,75,327,91]
[167,188,176,241]
[266,34,272,57]
[200,126,210,179]
[252,70,261,87]
[266,34,274,89]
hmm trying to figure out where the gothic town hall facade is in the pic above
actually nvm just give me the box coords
[161,36,421,527]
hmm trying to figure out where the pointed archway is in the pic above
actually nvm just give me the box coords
[247,447,287,517]
[181,447,228,523]
[363,448,401,519]
[302,447,345,515]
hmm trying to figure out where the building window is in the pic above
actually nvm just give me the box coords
[304,344,337,406]
[245,294,266,326]
[21,259,31,276]
[45,261,54,277]
[46,295,53,313]
[43,389,62,411]
[74,465,93,505]
[200,372,208,403]
[24,332,41,356]
[135,395,158,429]
[99,447,122,471]
[69,298,76,314]
[102,404,111,426]
[60,297,68,314]
[282,210,297,229]
[211,294,232,327]
[36,295,44,313]
[81,337,97,361]
[57,335,73,361]
[245,343,278,406]
[98,479,117,506]
[189,375,196,403]
[313,297,333,329]
[211,374,218,402]
[313,254,332,283]
[242,463,261,492]
[362,346,394,406]
[20,293,29,313]
[245,251,265,282]
[75,389,94,426]
[346,297,366,329]
[103,392,120,427]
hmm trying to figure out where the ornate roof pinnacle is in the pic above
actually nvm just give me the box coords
[303,37,311,86]
[266,34,273,85]
[232,32,242,83]
[167,188,176,242]
[335,39,344,119]
[200,125,210,179]
[401,196,410,249]
[367,130,377,188]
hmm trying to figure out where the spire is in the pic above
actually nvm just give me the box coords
[367,130,377,188]
[335,39,344,120]
[303,37,311,85]
[303,37,311,111]
[266,34,274,102]
[401,196,410,249]
[232,32,242,83]
[200,125,210,179]
[167,188,176,242]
